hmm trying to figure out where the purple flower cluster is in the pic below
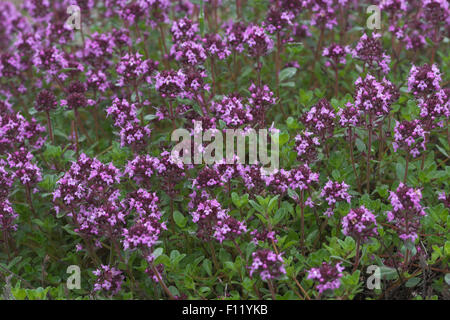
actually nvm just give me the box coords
[438,191,450,209]
[211,94,253,128]
[352,33,391,74]
[125,152,186,196]
[0,198,18,234]
[418,89,449,127]
[307,262,344,294]
[224,21,247,53]
[106,97,151,151]
[154,69,187,99]
[193,166,225,190]
[422,0,450,26]
[407,64,442,98]
[323,43,351,68]
[32,45,69,81]
[236,164,267,194]
[320,180,351,217]
[202,33,231,60]
[80,31,116,68]
[294,130,320,163]
[354,74,399,118]
[0,160,16,233]
[248,83,277,126]
[93,265,124,296]
[171,18,199,42]
[53,153,122,217]
[263,6,294,34]
[106,98,138,127]
[337,102,362,127]
[392,120,427,158]
[249,249,286,281]
[262,165,320,195]
[302,0,338,30]
[171,40,207,66]
[0,52,25,78]
[61,81,90,110]
[251,229,277,246]
[122,196,166,252]
[118,120,152,152]
[243,25,274,57]
[116,52,158,87]
[7,148,42,187]
[122,211,166,251]
[386,183,427,242]
[35,89,57,112]
[300,98,336,140]
[379,0,408,19]
[190,198,247,243]
[214,216,248,243]
[342,206,378,241]
[0,103,46,153]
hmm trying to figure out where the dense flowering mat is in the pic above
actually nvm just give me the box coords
[0,0,449,300]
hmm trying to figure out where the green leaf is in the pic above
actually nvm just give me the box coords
[286,117,299,130]
[355,138,366,152]
[279,67,297,82]
[299,89,313,105]
[231,192,241,208]
[436,145,449,158]
[287,188,299,201]
[173,210,187,228]
[396,162,405,181]
[202,259,212,277]
[379,266,398,281]
[143,114,158,121]
[375,184,389,198]
[268,195,279,214]
[405,277,420,288]
[280,81,295,87]
[153,247,163,259]
[249,200,264,214]
[154,254,171,267]
[279,132,290,146]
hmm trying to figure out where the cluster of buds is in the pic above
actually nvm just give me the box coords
[352,33,391,74]
[243,25,274,57]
